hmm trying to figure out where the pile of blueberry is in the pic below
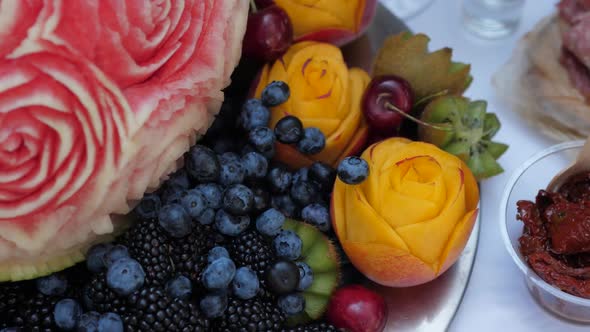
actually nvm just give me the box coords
[186,81,338,227]
[196,224,313,320]
[242,81,326,156]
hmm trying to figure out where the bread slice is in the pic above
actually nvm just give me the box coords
[494,15,590,140]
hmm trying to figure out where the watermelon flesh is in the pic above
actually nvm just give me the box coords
[0,0,249,281]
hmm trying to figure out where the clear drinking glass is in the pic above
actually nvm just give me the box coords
[462,0,525,39]
[380,0,435,20]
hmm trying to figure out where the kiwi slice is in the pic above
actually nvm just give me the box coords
[418,95,508,180]
[282,219,341,324]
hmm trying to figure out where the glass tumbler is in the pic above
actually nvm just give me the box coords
[462,0,525,39]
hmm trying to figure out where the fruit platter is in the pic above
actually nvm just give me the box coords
[0,1,506,331]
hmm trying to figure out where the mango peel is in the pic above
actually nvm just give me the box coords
[254,41,371,168]
[331,138,479,287]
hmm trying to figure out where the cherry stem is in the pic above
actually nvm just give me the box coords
[414,90,449,108]
[250,0,257,12]
[382,100,453,132]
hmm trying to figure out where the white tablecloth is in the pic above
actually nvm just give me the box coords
[397,1,588,331]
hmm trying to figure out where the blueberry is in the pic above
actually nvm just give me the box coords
[133,193,161,220]
[266,260,300,294]
[197,208,216,225]
[185,145,220,183]
[274,116,303,144]
[251,185,271,212]
[218,158,245,186]
[240,99,271,131]
[278,293,305,316]
[232,267,260,300]
[166,169,191,190]
[98,313,123,332]
[309,162,336,191]
[219,152,241,164]
[77,311,100,332]
[161,186,185,205]
[103,245,130,267]
[202,257,236,290]
[301,204,331,232]
[54,298,82,330]
[261,81,290,107]
[271,194,299,218]
[292,167,309,184]
[106,258,145,296]
[248,127,275,155]
[222,184,254,215]
[241,152,268,179]
[200,292,228,318]
[86,243,113,273]
[166,275,192,300]
[214,210,250,236]
[297,127,326,155]
[295,262,314,291]
[337,156,369,185]
[36,273,68,296]
[256,208,285,237]
[158,203,192,238]
[195,183,223,209]
[181,189,207,218]
[274,230,302,261]
[290,179,321,206]
[208,246,230,264]
[267,167,292,193]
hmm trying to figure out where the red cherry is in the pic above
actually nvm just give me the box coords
[254,0,275,8]
[361,75,414,134]
[326,284,387,332]
[242,5,293,62]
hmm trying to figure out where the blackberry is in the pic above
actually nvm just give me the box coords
[0,281,30,314]
[282,322,348,332]
[120,218,173,285]
[0,281,31,328]
[227,230,276,297]
[184,302,211,332]
[13,293,58,332]
[169,223,221,280]
[214,297,285,332]
[124,287,209,332]
[83,273,128,315]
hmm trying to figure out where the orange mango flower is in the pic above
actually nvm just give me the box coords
[331,138,480,287]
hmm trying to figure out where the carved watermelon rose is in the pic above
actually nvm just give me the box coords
[0,0,248,281]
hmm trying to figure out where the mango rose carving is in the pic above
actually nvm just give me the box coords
[331,138,480,287]
[272,0,377,45]
[254,41,370,168]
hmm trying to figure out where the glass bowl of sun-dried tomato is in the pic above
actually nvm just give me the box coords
[500,140,590,323]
